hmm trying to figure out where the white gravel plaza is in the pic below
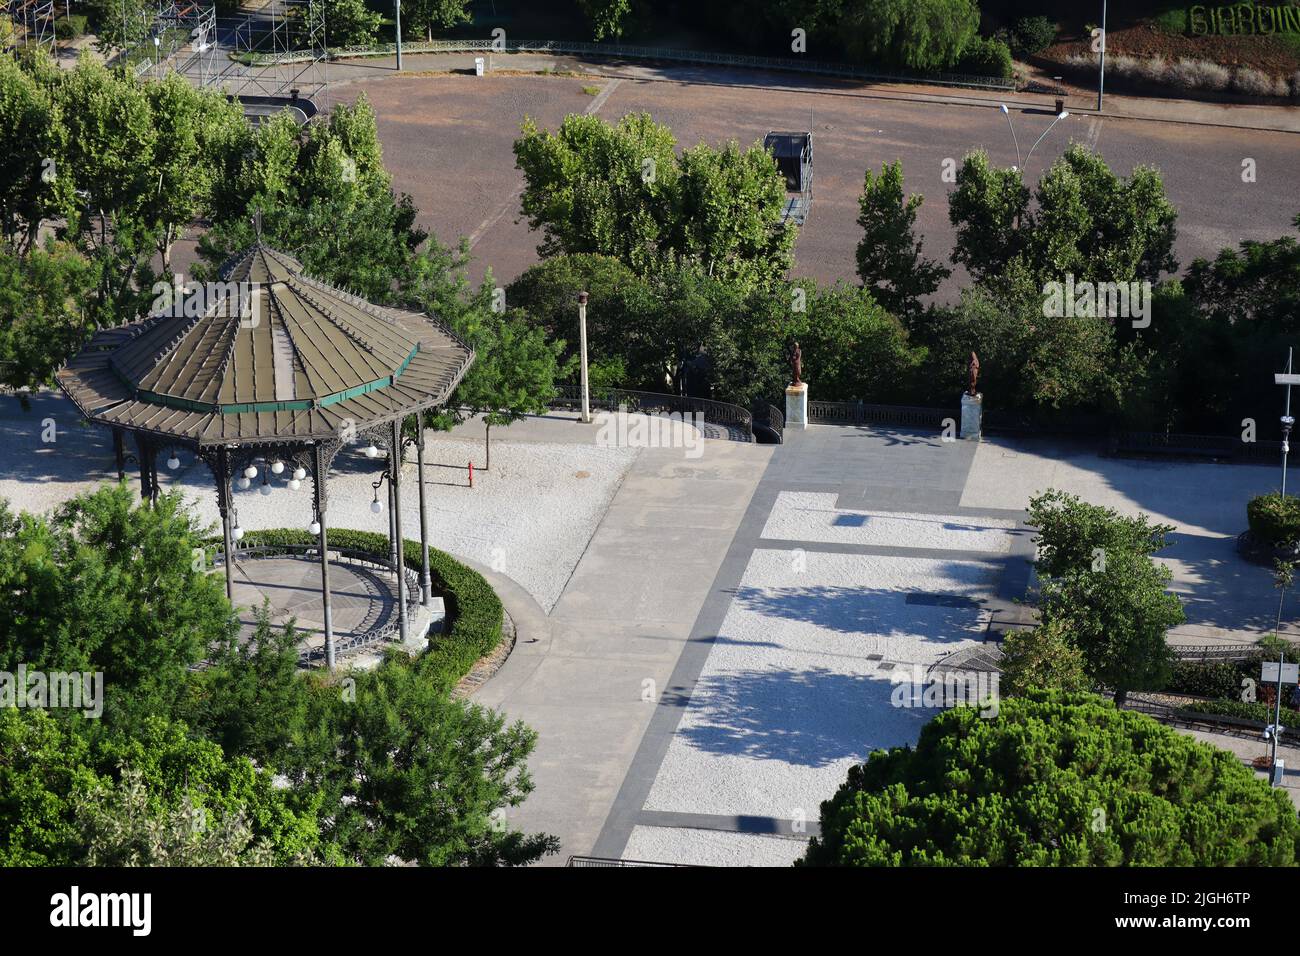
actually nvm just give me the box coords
[624,826,808,867]
[641,547,1000,826]
[761,491,1020,552]
[0,395,637,614]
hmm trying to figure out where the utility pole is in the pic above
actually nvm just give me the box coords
[578,291,591,424]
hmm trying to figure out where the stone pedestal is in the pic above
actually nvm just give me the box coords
[785,383,808,430]
[960,392,982,440]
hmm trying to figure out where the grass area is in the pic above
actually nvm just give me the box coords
[581,84,601,94]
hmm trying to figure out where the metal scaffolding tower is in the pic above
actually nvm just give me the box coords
[5,0,56,55]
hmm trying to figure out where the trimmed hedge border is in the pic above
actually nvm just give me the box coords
[214,528,503,690]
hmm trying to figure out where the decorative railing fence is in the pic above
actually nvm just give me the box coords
[750,403,784,443]
[806,399,955,429]
[1109,431,1281,463]
[210,543,421,666]
[550,384,754,439]
[240,38,1016,91]
[566,855,690,867]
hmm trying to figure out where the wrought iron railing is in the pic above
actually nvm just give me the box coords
[551,384,754,438]
[238,38,1016,90]
[807,399,955,429]
[751,402,784,443]
[566,855,690,867]
[210,543,422,666]
[1109,430,1280,463]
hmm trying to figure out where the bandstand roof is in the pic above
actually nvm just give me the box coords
[56,245,473,448]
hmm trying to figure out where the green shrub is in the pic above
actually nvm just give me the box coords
[955,35,1013,78]
[55,14,87,39]
[1166,659,1244,699]
[225,528,503,690]
[1009,16,1056,57]
[1180,697,1300,728]
[1247,492,1300,546]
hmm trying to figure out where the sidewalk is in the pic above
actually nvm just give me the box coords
[315,49,1300,135]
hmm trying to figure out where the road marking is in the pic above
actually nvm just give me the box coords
[467,77,622,252]
[1083,116,1104,153]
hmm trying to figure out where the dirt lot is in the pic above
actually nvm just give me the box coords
[331,70,1300,301]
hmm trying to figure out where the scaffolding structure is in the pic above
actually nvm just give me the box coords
[125,0,326,122]
[5,0,56,55]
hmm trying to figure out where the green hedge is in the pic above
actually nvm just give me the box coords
[1247,493,1300,546]
[1166,659,1246,699]
[955,36,1013,78]
[221,528,503,690]
[1009,16,1057,58]
[1180,697,1300,728]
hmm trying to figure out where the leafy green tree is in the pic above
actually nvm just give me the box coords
[0,54,73,252]
[0,485,235,726]
[855,160,949,320]
[781,281,924,401]
[318,0,382,46]
[201,97,424,302]
[402,0,472,40]
[514,112,679,277]
[803,690,1300,866]
[85,0,153,52]
[578,0,636,39]
[0,710,324,866]
[838,0,980,71]
[287,663,559,866]
[949,145,1178,293]
[1040,551,1183,706]
[0,240,95,396]
[998,618,1090,696]
[179,604,309,768]
[514,112,793,289]
[1027,489,1175,579]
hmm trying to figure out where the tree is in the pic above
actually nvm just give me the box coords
[0,53,73,253]
[286,663,559,866]
[949,145,1178,293]
[0,485,235,727]
[1027,489,1175,579]
[0,240,96,396]
[780,281,924,401]
[402,0,472,41]
[0,709,324,866]
[998,618,1090,696]
[855,160,949,320]
[802,691,1300,866]
[317,0,381,46]
[838,0,980,71]
[200,97,425,302]
[514,112,793,289]
[578,0,636,39]
[1039,550,1183,706]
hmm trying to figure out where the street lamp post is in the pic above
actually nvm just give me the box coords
[999,105,1069,175]
[578,291,591,424]
[394,0,402,71]
[1275,347,1299,496]
[999,103,1021,170]
[1097,0,1108,112]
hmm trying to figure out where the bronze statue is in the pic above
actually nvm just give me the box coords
[967,352,980,397]
[791,341,803,387]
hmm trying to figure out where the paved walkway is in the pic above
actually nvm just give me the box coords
[314,51,1300,135]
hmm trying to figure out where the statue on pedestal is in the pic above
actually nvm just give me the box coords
[791,341,803,387]
[967,351,980,397]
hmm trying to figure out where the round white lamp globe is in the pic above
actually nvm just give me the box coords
[236,476,250,490]
[288,478,301,491]
[365,444,379,458]
[271,460,285,475]
[244,465,258,479]
[292,467,307,481]
[232,526,245,541]
[309,520,321,535]
[166,453,180,470]
[370,499,383,514]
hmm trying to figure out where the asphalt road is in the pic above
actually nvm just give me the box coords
[334,69,1300,300]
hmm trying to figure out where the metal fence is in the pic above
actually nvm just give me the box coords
[751,402,785,443]
[566,855,689,867]
[807,399,955,429]
[1171,643,1274,663]
[241,38,1016,91]
[1109,430,1281,464]
[550,384,754,438]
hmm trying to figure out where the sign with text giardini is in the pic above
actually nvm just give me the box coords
[1190,3,1300,34]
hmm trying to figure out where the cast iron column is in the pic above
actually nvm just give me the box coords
[314,444,335,671]
[391,417,408,643]
[216,447,235,601]
[416,419,432,606]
